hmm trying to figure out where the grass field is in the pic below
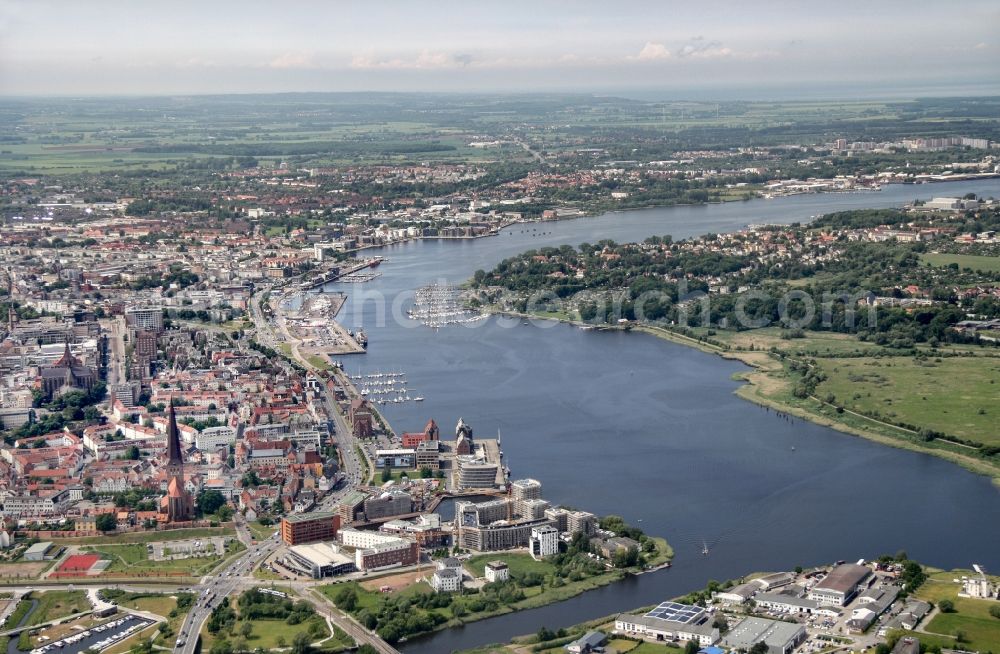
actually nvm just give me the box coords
[246,521,278,541]
[627,643,684,654]
[912,571,1000,652]
[24,590,90,627]
[201,614,335,652]
[465,553,555,578]
[321,550,635,640]
[243,615,330,648]
[374,468,429,484]
[922,253,1000,274]
[641,325,1000,478]
[814,356,1000,444]
[1,599,32,629]
[83,539,243,577]
[50,527,235,546]
[110,593,192,649]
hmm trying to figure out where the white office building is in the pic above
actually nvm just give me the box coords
[529,525,559,559]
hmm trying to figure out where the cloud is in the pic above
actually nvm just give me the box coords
[268,52,315,69]
[676,36,731,59]
[351,50,473,70]
[632,42,672,61]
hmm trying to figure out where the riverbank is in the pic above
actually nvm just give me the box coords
[634,324,1000,487]
[324,536,673,647]
[478,307,1000,486]
[479,292,1000,485]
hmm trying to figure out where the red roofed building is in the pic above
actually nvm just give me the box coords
[402,418,440,448]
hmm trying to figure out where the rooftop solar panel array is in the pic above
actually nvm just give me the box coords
[644,601,704,624]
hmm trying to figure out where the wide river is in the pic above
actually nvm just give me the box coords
[319,179,1000,653]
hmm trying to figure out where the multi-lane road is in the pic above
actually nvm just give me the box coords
[167,285,391,653]
[175,529,281,654]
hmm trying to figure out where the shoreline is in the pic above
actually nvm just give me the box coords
[485,309,1000,487]
[337,172,1000,261]
[393,539,674,646]
[633,324,1000,488]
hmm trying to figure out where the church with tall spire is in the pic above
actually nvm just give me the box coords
[160,404,193,523]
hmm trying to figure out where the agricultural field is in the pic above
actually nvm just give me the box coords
[4,95,997,175]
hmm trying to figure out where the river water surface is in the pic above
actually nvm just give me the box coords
[318,180,1000,653]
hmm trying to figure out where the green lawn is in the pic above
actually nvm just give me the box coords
[628,643,684,654]
[51,527,235,546]
[606,639,640,653]
[374,468,426,484]
[1,599,32,629]
[321,554,634,641]
[202,615,335,652]
[307,355,332,370]
[101,596,182,654]
[912,572,1000,652]
[923,612,1000,652]
[242,615,330,648]
[465,553,555,578]
[83,540,242,577]
[922,253,1000,274]
[24,590,90,627]
[814,355,1000,444]
[246,521,278,541]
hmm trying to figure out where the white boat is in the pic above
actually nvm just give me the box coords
[414,396,424,402]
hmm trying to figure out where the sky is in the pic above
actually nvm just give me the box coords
[1,0,998,98]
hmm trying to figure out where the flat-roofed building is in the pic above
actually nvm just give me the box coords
[286,542,355,579]
[363,490,412,521]
[196,426,236,451]
[544,507,568,532]
[340,528,418,572]
[566,510,597,536]
[414,440,440,470]
[456,456,499,489]
[722,617,807,654]
[24,541,56,561]
[529,525,559,559]
[510,478,542,514]
[457,516,553,552]
[519,498,550,520]
[615,602,719,646]
[755,591,821,614]
[375,448,415,469]
[125,307,164,334]
[280,511,341,546]
[337,490,369,524]
[715,582,758,605]
[809,564,872,606]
